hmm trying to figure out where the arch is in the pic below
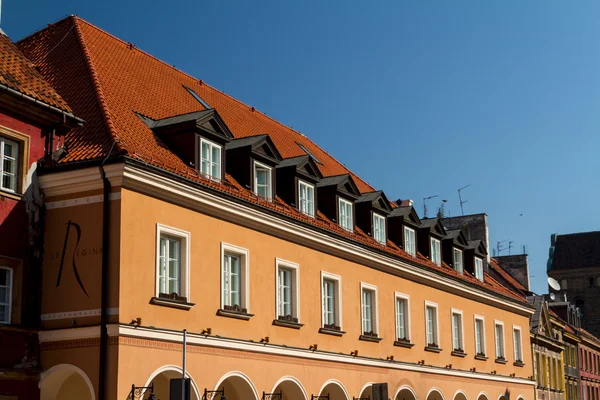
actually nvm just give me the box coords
[426,388,445,400]
[143,364,201,400]
[358,382,376,399]
[40,363,95,400]
[318,379,350,400]
[270,376,309,400]
[515,396,525,400]
[213,371,259,400]
[394,385,418,400]
[453,391,468,400]
[497,394,509,400]
[476,392,490,400]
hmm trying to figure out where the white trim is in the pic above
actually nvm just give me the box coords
[275,258,300,322]
[358,381,376,398]
[474,257,484,282]
[476,392,490,400]
[220,242,250,311]
[40,363,96,400]
[199,137,222,181]
[360,282,379,335]
[41,308,119,321]
[253,160,273,201]
[46,193,121,209]
[320,271,343,329]
[453,248,463,274]
[394,385,419,400]
[38,163,124,196]
[474,314,486,356]
[213,371,259,400]
[453,390,469,400]
[143,364,201,400]
[404,226,416,256]
[0,266,13,324]
[297,179,315,217]
[156,224,191,300]
[270,376,308,400]
[494,320,506,359]
[450,308,464,351]
[424,300,440,346]
[513,325,524,362]
[395,292,411,341]
[318,379,350,400]
[338,197,354,232]
[430,238,441,266]
[372,212,386,244]
[426,388,445,400]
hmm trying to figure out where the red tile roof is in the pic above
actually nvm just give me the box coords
[0,30,71,112]
[18,16,527,305]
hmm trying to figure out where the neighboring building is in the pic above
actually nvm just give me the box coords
[549,301,582,400]
[547,232,600,337]
[0,30,80,399]
[19,16,536,400]
[577,330,600,400]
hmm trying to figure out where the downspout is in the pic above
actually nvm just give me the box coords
[98,161,111,400]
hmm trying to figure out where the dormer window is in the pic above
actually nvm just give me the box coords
[298,180,315,217]
[453,249,463,274]
[200,138,222,180]
[404,226,416,256]
[475,257,484,281]
[373,213,386,244]
[254,161,272,200]
[338,197,353,231]
[430,238,441,266]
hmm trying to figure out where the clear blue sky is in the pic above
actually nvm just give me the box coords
[4,1,599,294]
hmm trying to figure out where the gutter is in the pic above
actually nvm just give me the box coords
[98,163,111,400]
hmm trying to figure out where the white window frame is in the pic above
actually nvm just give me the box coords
[430,238,441,266]
[360,282,379,336]
[199,137,222,181]
[372,213,386,244]
[424,300,439,347]
[395,292,411,342]
[220,242,250,312]
[155,224,191,300]
[253,160,272,200]
[275,258,300,322]
[320,271,342,329]
[0,266,13,324]
[0,136,19,193]
[298,180,315,217]
[495,320,506,359]
[338,197,353,232]
[475,257,484,281]
[451,308,464,351]
[474,314,486,356]
[404,226,416,256]
[513,325,523,362]
[453,248,463,274]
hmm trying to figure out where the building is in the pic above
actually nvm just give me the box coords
[547,232,600,337]
[577,330,600,400]
[549,301,582,400]
[18,16,536,400]
[0,29,81,398]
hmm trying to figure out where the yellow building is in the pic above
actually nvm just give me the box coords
[21,16,536,400]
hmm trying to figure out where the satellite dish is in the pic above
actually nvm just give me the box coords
[549,293,556,301]
[548,277,561,291]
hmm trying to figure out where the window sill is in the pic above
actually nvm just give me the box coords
[359,334,382,343]
[272,319,303,329]
[474,354,488,361]
[0,190,22,201]
[451,350,467,358]
[216,309,254,320]
[495,358,507,364]
[319,327,346,337]
[513,360,525,367]
[393,340,414,349]
[424,346,442,353]
[150,297,194,310]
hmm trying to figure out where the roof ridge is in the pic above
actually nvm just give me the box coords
[72,16,125,154]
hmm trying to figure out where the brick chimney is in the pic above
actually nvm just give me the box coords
[440,214,490,261]
[495,254,530,291]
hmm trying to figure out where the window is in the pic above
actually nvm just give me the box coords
[200,138,221,180]
[298,180,315,217]
[155,224,190,303]
[495,321,505,359]
[338,198,353,231]
[474,316,486,356]
[0,267,12,324]
[425,301,439,347]
[561,279,568,290]
[474,257,484,281]
[321,272,342,331]
[372,213,386,244]
[0,137,18,192]
[513,326,523,362]
[404,226,416,256]
[453,249,463,274]
[430,238,441,265]
[451,309,464,351]
[360,283,378,337]
[253,161,272,200]
[275,259,300,323]
[221,243,249,313]
[395,293,411,342]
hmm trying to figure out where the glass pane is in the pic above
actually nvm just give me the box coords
[169,239,179,260]
[3,142,13,158]
[256,169,267,185]
[3,159,14,174]
[201,159,209,174]
[169,278,179,294]
[0,269,6,285]
[212,146,220,162]
[2,174,13,190]
[169,259,179,282]
[212,162,220,179]
[202,142,209,160]
[159,277,166,294]
[0,286,6,303]
[0,305,5,322]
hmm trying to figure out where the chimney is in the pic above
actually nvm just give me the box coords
[397,199,413,207]
[440,214,490,261]
[495,254,530,291]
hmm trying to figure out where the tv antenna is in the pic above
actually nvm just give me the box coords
[437,199,448,218]
[497,239,512,255]
[423,195,438,218]
[458,185,470,216]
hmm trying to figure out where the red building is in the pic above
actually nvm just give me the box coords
[0,29,81,398]
[578,330,600,400]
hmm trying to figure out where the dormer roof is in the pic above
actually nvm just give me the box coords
[356,191,393,214]
[419,218,447,238]
[317,174,361,199]
[389,205,421,227]
[444,229,469,248]
[226,134,282,164]
[147,108,233,140]
[278,155,323,181]
[467,240,488,256]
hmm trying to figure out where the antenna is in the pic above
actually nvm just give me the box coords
[497,239,511,255]
[458,185,470,216]
[436,199,448,218]
[548,277,561,291]
[508,241,514,255]
[423,195,438,219]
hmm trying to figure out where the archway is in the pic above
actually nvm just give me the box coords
[357,382,375,399]
[143,365,200,400]
[40,364,95,400]
[271,376,308,400]
[454,391,468,400]
[319,379,349,400]
[213,372,259,400]
[476,393,489,400]
[395,386,418,400]
[426,388,444,400]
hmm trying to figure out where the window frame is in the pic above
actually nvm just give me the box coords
[253,160,273,200]
[360,282,379,336]
[394,292,411,342]
[494,320,506,360]
[404,226,416,256]
[475,257,484,281]
[474,314,486,356]
[337,197,354,232]
[0,136,19,193]
[451,308,464,352]
[220,242,250,312]
[320,271,343,330]
[0,128,29,196]
[372,212,386,245]
[453,248,463,274]
[424,300,440,347]
[430,238,441,266]
[297,179,315,217]
[199,137,222,181]
[155,224,191,301]
[275,258,300,322]
[513,325,523,362]
[0,266,13,324]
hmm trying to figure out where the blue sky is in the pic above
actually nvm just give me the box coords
[4,1,599,294]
